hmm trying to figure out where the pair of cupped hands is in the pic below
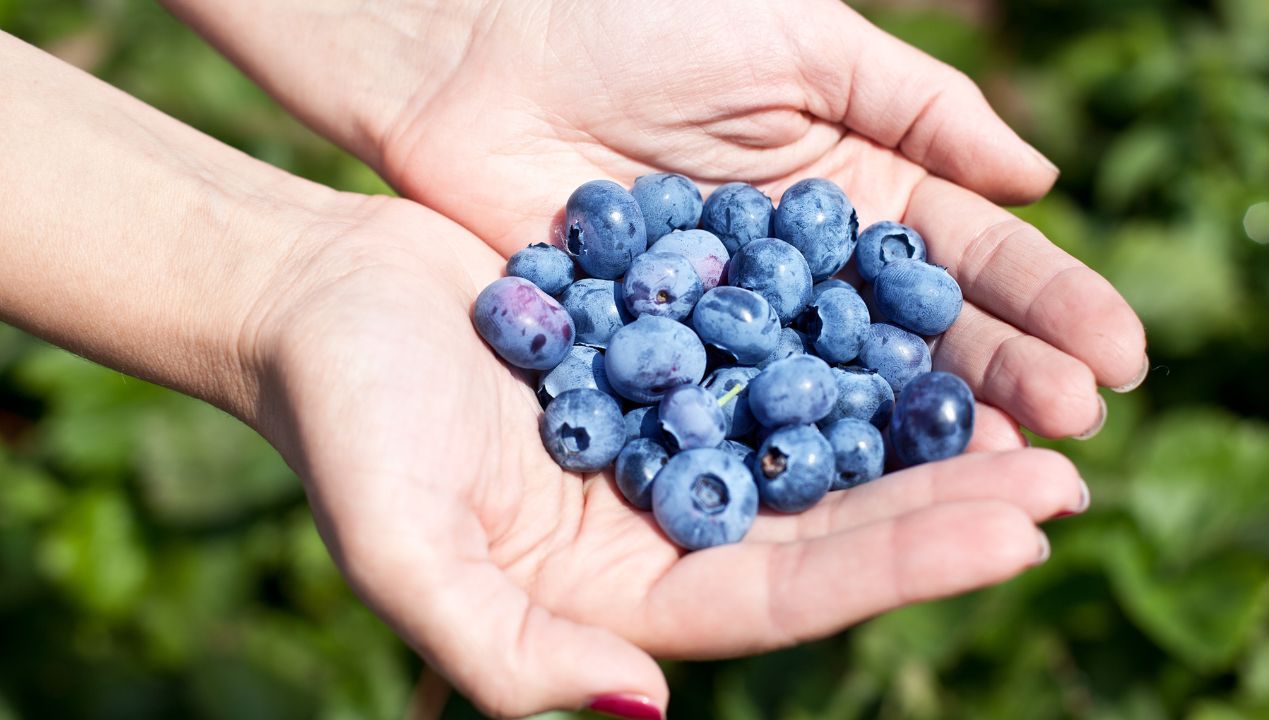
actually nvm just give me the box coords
[161,1,1147,717]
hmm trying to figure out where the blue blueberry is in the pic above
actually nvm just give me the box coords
[473,277,575,370]
[564,180,647,279]
[658,384,728,451]
[874,259,963,336]
[889,371,975,467]
[858,323,932,394]
[821,418,885,490]
[811,278,855,304]
[539,388,625,472]
[691,286,781,365]
[558,278,632,349]
[748,355,839,427]
[700,182,774,254]
[506,242,576,296]
[652,448,759,550]
[631,173,703,243]
[798,287,870,364]
[772,178,859,281]
[605,315,707,403]
[614,438,670,510]
[537,345,617,406]
[753,424,833,512]
[623,405,665,443]
[727,238,813,325]
[718,439,756,465]
[756,327,807,369]
[649,229,730,291]
[623,251,703,321]
[702,365,761,438]
[855,221,927,282]
[820,366,894,429]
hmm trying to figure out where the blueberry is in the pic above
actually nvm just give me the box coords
[605,315,707,403]
[718,439,757,465]
[537,345,617,406]
[820,366,894,428]
[756,327,807,369]
[623,251,703,321]
[753,424,833,512]
[564,180,647,279]
[558,278,632,349]
[811,278,855,304]
[701,365,761,438]
[614,438,670,510]
[797,287,870,364]
[855,221,926,282]
[699,182,774,254]
[727,238,813,325]
[691,286,781,365]
[874,259,963,336]
[631,173,703,243]
[649,229,730,291]
[888,371,975,467]
[821,418,885,490]
[506,242,576,296]
[651,448,759,550]
[473,277,575,370]
[772,178,859,281]
[748,355,839,427]
[658,384,728,451]
[539,388,625,472]
[858,323,932,394]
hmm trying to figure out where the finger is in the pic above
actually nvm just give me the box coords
[906,175,1148,389]
[788,0,1058,204]
[934,301,1103,438]
[967,401,1027,453]
[748,447,1085,542]
[639,500,1046,656]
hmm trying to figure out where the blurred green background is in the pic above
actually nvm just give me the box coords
[1,0,1267,718]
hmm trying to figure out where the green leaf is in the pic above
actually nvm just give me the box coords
[1096,125,1176,210]
[36,487,149,617]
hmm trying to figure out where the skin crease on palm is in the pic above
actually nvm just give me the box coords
[155,0,1148,716]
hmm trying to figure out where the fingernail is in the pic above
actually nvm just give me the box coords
[1112,355,1150,393]
[1054,479,1090,518]
[1034,531,1051,565]
[586,694,663,720]
[1074,395,1107,441]
[1026,141,1060,175]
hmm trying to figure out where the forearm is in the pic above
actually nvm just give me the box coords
[0,32,335,422]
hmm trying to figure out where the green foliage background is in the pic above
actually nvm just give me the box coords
[1,1,1267,718]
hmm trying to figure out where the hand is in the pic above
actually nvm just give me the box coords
[166,0,1148,440]
[244,196,1088,718]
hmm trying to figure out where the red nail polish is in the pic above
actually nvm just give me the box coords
[586,694,663,720]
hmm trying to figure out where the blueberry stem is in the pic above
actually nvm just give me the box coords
[717,382,746,408]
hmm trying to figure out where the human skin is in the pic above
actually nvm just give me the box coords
[2,28,1093,719]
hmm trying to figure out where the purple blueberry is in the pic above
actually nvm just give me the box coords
[756,327,807,369]
[652,448,759,550]
[659,384,728,451]
[605,315,707,403]
[614,438,670,510]
[718,439,756,465]
[623,405,666,443]
[858,323,932,394]
[631,173,703,243]
[728,238,813,325]
[691,286,781,365]
[811,278,855,304]
[558,278,632,349]
[753,424,834,512]
[473,277,575,370]
[564,180,647,279]
[539,388,625,472]
[772,178,859,281]
[748,355,839,427]
[506,242,576,296]
[874,259,963,336]
[888,371,975,467]
[856,221,927,282]
[820,366,895,429]
[702,365,761,439]
[649,229,730,291]
[798,287,870,364]
[537,345,617,406]
[700,182,774,254]
[623,251,703,321]
[821,418,885,490]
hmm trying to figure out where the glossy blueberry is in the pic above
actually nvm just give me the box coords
[691,286,781,365]
[658,384,728,451]
[889,371,975,467]
[753,424,833,512]
[649,229,730,291]
[756,327,807,369]
[623,405,665,443]
[564,180,647,279]
[652,448,759,550]
[821,418,885,490]
[539,388,625,472]
[727,238,813,325]
[631,173,703,243]
[874,259,963,336]
[558,278,632,349]
[623,251,703,321]
[537,345,617,406]
[702,365,761,438]
[506,242,575,296]
[772,178,859,281]
[858,323,932,394]
[614,438,670,510]
[605,315,707,403]
[473,277,575,370]
[748,355,839,427]
[855,221,926,282]
[820,366,894,428]
[811,278,854,304]
[798,287,870,364]
[699,182,774,254]
[718,439,756,465]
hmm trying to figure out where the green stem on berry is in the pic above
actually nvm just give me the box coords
[716,383,746,408]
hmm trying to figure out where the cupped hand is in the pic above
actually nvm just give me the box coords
[246,196,1087,718]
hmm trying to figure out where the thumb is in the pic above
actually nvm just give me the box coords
[789,0,1059,204]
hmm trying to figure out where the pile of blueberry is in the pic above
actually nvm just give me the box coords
[473,175,974,551]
